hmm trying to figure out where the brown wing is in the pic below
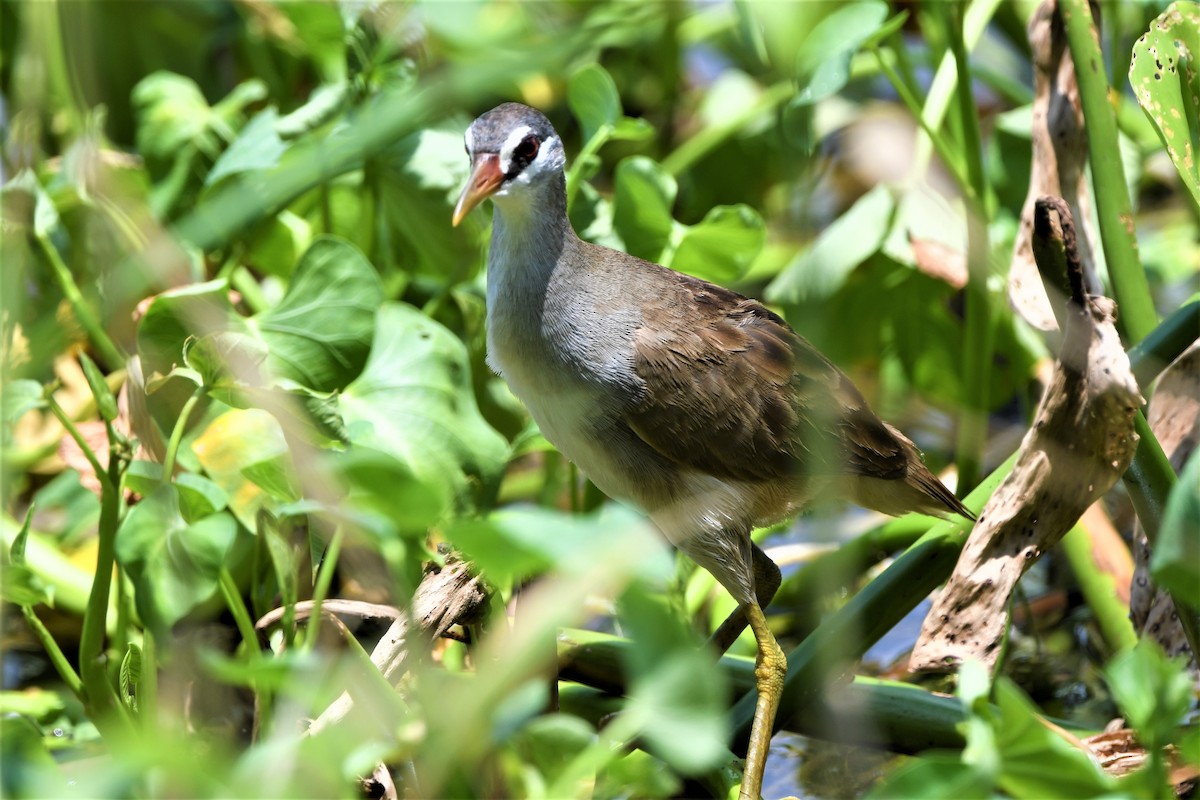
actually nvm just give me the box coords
[624,271,911,485]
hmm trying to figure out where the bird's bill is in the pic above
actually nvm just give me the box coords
[452,153,503,226]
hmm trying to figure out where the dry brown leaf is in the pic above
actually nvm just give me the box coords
[911,208,1142,672]
[1008,1,1100,331]
[908,235,968,289]
[1079,501,1135,607]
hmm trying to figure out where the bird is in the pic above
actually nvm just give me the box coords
[452,102,972,800]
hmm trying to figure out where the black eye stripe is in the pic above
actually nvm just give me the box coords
[506,135,540,176]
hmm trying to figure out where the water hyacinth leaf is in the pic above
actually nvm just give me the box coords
[767,184,895,303]
[1129,2,1200,216]
[340,303,508,510]
[569,63,622,143]
[612,156,678,261]
[114,483,238,634]
[669,204,765,284]
[1150,449,1200,610]
[793,1,889,105]
[255,236,383,392]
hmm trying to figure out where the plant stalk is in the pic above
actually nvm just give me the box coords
[1059,0,1158,343]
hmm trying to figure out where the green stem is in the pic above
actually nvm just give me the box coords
[220,568,261,660]
[38,232,125,370]
[871,46,970,193]
[161,386,205,480]
[910,0,1004,180]
[946,3,993,493]
[564,124,612,212]
[304,526,344,651]
[661,80,794,176]
[77,449,130,734]
[1128,299,1200,391]
[22,605,85,699]
[45,394,108,490]
[1059,524,1138,654]
[230,266,270,315]
[1059,0,1157,343]
[1122,413,1200,659]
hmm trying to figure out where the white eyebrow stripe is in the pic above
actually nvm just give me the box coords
[498,125,533,173]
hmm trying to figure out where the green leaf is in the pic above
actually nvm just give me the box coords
[990,678,1115,798]
[205,108,288,187]
[176,473,230,522]
[255,236,383,392]
[376,124,482,278]
[444,505,668,584]
[138,237,380,403]
[669,204,765,284]
[119,642,142,712]
[339,303,508,510]
[275,82,352,140]
[1150,448,1200,609]
[867,755,993,800]
[767,184,896,303]
[618,584,729,774]
[331,446,449,539]
[793,1,889,105]
[114,484,238,634]
[2,380,47,424]
[1,564,52,608]
[1129,2,1200,216]
[241,455,301,503]
[137,279,243,381]
[612,156,677,261]
[1106,639,1194,750]
[133,71,214,165]
[568,63,622,143]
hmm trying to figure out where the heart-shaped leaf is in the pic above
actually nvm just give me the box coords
[339,303,508,510]
[612,156,678,261]
[669,204,765,284]
[115,483,238,634]
[569,64,622,143]
[254,237,383,391]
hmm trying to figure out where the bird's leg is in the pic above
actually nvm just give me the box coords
[739,600,786,800]
[708,543,781,655]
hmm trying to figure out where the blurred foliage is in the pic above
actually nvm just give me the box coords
[1,1,1198,798]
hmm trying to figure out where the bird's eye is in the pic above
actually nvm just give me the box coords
[513,135,539,165]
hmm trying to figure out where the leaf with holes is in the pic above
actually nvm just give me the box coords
[1130,2,1200,216]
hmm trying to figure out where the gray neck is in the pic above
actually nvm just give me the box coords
[487,171,575,306]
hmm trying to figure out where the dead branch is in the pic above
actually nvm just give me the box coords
[911,198,1142,674]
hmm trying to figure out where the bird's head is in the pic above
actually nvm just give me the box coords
[452,103,566,226]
